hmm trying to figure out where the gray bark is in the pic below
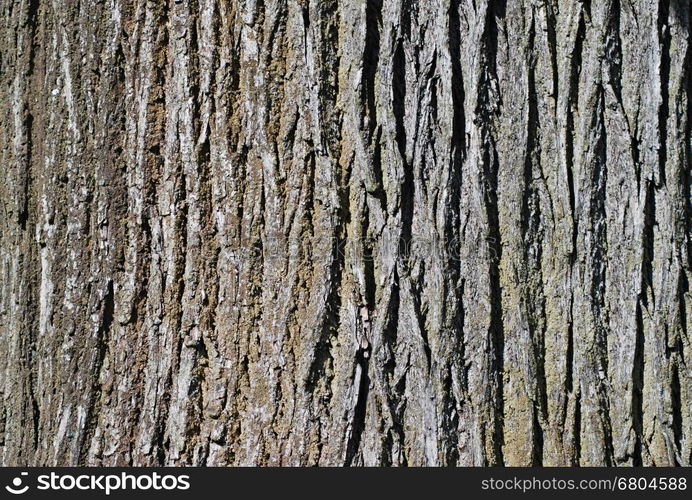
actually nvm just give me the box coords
[0,0,690,466]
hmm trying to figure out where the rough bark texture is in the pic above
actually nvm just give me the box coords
[0,0,690,466]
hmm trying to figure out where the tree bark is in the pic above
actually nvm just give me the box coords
[0,0,690,466]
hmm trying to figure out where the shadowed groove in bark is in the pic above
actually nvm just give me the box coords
[566,7,585,265]
[524,10,549,465]
[446,6,467,462]
[344,352,370,466]
[363,0,382,135]
[632,179,657,464]
[477,0,507,466]
[590,85,615,466]
[658,0,671,186]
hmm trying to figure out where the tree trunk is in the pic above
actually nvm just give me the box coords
[0,0,690,466]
